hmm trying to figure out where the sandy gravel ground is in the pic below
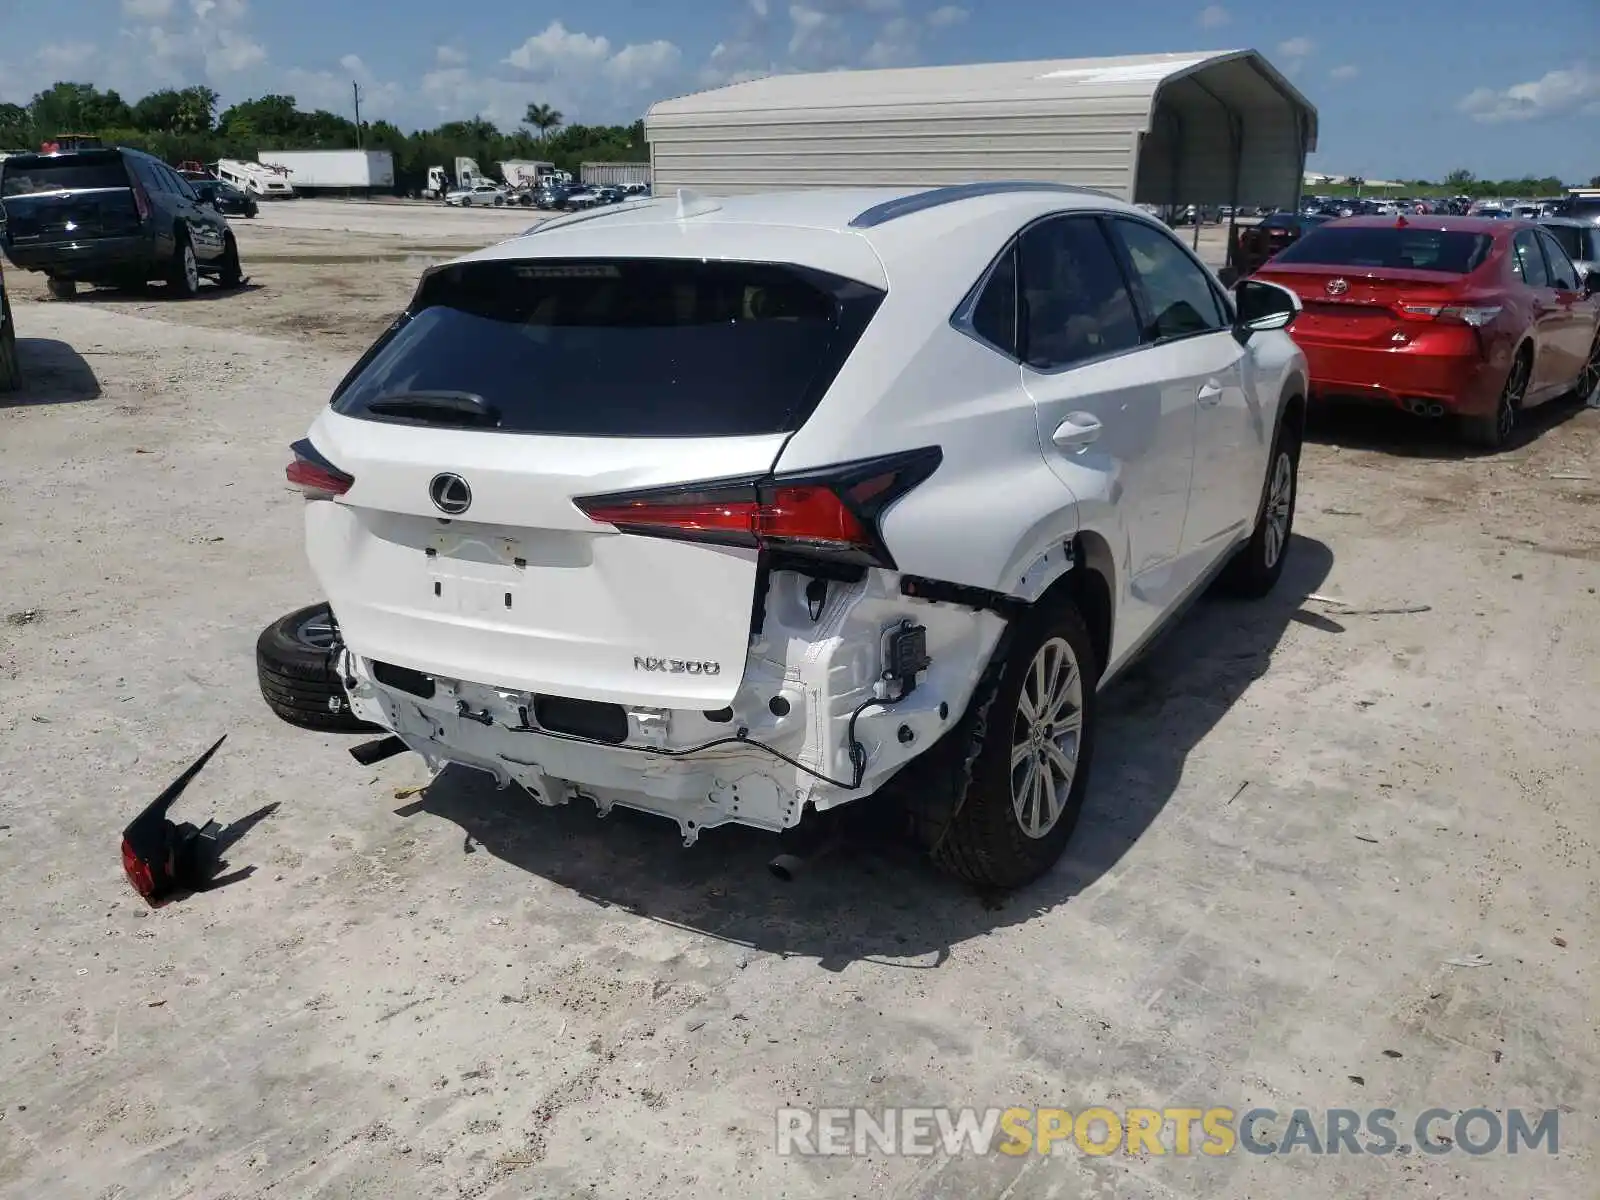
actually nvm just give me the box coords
[0,200,1595,1200]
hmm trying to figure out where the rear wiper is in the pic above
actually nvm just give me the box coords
[365,390,500,426]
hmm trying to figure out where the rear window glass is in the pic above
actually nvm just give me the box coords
[332,258,884,437]
[1,156,129,197]
[1273,226,1493,274]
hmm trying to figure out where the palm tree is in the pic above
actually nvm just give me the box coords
[523,102,564,141]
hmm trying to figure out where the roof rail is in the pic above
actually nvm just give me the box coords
[849,181,1118,229]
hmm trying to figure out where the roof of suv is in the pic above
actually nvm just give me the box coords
[463,182,1145,288]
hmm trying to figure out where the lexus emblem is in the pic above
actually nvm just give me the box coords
[1325,277,1350,297]
[429,473,472,515]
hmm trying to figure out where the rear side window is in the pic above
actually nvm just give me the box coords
[0,155,130,197]
[332,258,884,437]
[1275,226,1493,274]
[1541,224,1586,261]
[965,245,1018,356]
[1512,231,1549,286]
[1016,216,1141,370]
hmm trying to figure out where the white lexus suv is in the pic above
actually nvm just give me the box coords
[264,182,1307,889]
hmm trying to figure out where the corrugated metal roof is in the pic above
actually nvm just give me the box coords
[645,50,1318,209]
[648,50,1299,119]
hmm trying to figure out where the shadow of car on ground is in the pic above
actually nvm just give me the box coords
[1,338,101,406]
[405,535,1334,969]
[1305,392,1590,460]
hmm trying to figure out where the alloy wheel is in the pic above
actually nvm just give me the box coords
[1010,636,1084,839]
[1499,353,1529,443]
[296,610,338,650]
[1577,337,1600,403]
[183,245,198,293]
[1263,449,1294,569]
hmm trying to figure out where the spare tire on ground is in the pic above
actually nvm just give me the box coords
[256,602,377,733]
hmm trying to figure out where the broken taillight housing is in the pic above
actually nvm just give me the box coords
[121,836,157,899]
[286,438,354,499]
[574,447,942,569]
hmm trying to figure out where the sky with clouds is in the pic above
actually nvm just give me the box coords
[1,0,1595,182]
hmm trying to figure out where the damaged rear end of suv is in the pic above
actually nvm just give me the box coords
[262,187,1308,888]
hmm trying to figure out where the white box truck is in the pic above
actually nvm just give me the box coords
[255,150,395,191]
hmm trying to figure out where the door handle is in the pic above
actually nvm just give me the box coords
[1197,379,1224,405]
[1051,412,1103,452]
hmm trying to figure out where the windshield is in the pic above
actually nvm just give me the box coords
[332,258,884,437]
[0,154,129,197]
[1272,226,1494,273]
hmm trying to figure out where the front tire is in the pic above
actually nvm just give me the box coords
[256,603,377,733]
[167,235,200,299]
[925,603,1099,890]
[1219,413,1300,598]
[217,234,244,288]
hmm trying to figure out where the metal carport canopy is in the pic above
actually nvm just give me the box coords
[645,49,1318,210]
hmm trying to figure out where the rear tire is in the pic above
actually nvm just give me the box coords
[1463,346,1529,451]
[916,602,1099,890]
[46,277,77,301]
[1572,332,1600,404]
[0,286,20,392]
[1219,411,1300,599]
[167,234,200,299]
[256,603,377,733]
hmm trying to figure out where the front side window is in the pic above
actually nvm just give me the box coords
[1112,219,1227,340]
[1016,216,1141,370]
[1535,230,1580,290]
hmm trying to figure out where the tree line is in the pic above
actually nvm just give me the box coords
[0,82,647,192]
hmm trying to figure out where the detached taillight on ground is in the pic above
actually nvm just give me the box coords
[575,447,942,569]
[286,438,354,499]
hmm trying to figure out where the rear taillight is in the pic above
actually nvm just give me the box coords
[574,447,942,569]
[286,438,353,499]
[131,182,151,222]
[121,836,156,899]
[1399,303,1501,327]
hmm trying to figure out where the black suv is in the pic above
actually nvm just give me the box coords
[0,257,19,391]
[0,146,244,299]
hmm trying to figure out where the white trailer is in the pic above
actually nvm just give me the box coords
[499,159,557,188]
[256,150,395,192]
[579,161,650,188]
[215,159,295,198]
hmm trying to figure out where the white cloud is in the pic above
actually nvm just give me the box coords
[750,0,769,14]
[506,21,612,74]
[1329,63,1359,81]
[788,5,844,62]
[1276,36,1314,59]
[604,40,683,89]
[121,0,265,84]
[286,53,403,117]
[1457,62,1600,123]
[863,16,919,67]
[37,42,99,73]
[1196,4,1229,29]
[338,53,365,74]
[435,45,468,67]
[927,5,968,27]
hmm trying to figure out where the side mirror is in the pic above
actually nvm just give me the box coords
[1234,278,1301,336]
[1584,268,1600,297]
[193,184,216,205]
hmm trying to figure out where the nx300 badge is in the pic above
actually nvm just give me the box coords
[635,656,722,676]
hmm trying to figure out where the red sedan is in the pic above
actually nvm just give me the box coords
[1252,216,1600,448]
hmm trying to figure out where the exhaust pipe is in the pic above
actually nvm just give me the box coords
[1427,402,1445,418]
